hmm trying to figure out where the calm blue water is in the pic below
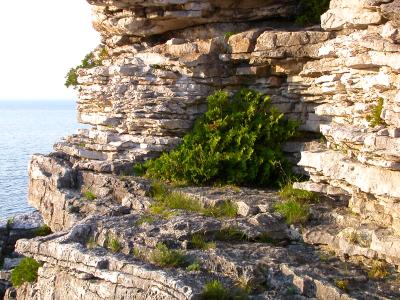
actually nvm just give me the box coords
[0,100,82,221]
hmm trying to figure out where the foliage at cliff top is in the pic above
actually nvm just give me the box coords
[296,0,330,25]
[10,257,41,287]
[135,89,298,187]
[65,47,108,89]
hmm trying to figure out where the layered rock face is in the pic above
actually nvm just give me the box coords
[10,0,400,299]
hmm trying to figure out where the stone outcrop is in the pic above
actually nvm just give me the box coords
[0,212,44,298]
[7,0,400,299]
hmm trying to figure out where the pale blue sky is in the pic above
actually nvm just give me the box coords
[0,0,100,101]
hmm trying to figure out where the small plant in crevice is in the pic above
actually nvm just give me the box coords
[148,181,239,219]
[203,200,238,219]
[224,32,235,40]
[10,257,42,287]
[201,280,249,300]
[335,279,349,292]
[83,189,97,201]
[86,237,97,249]
[368,260,390,280]
[366,98,386,127]
[135,215,155,226]
[190,233,216,250]
[186,261,201,272]
[65,47,109,89]
[135,89,298,187]
[274,199,310,225]
[107,237,122,253]
[295,0,330,26]
[149,243,188,268]
[279,182,319,203]
[201,280,230,300]
[34,225,52,237]
[6,217,14,231]
[214,227,248,242]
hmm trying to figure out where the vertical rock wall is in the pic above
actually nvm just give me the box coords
[14,1,400,299]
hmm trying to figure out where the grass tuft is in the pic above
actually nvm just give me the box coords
[149,243,187,268]
[186,261,201,272]
[190,233,216,250]
[107,238,122,253]
[279,183,319,202]
[149,182,238,219]
[368,260,389,280]
[83,189,97,201]
[204,201,238,218]
[201,280,230,300]
[335,279,349,292]
[275,199,310,225]
[10,257,41,287]
[135,215,155,226]
[215,227,248,242]
[86,237,97,249]
[367,98,386,127]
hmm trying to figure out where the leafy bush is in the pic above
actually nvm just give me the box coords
[296,0,330,25]
[136,89,298,187]
[65,47,108,89]
[10,257,41,287]
[149,243,187,268]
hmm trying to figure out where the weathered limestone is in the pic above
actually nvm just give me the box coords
[10,0,400,298]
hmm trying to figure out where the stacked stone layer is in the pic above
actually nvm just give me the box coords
[6,0,400,299]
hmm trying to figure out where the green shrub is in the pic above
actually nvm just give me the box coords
[83,190,97,201]
[201,280,230,300]
[149,243,187,268]
[136,89,298,187]
[107,238,122,253]
[296,0,330,25]
[10,257,41,287]
[34,225,52,237]
[65,47,108,89]
[275,199,310,225]
[367,98,386,127]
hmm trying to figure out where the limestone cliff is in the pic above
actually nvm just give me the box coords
[6,0,400,299]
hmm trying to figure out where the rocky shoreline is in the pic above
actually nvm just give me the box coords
[2,0,400,299]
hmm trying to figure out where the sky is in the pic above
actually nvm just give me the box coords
[0,0,100,101]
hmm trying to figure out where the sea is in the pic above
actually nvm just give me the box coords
[0,100,83,221]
